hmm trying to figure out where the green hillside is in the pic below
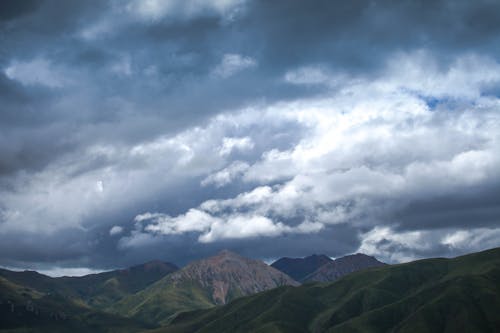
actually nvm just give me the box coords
[111,278,215,325]
[0,261,177,309]
[0,276,152,333]
[151,247,500,333]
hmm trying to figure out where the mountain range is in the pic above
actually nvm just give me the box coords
[270,253,385,283]
[149,247,500,333]
[1,247,499,332]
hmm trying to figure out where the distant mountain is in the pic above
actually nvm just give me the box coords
[0,260,178,309]
[153,247,500,333]
[303,253,386,282]
[271,254,333,281]
[112,250,299,324]
[60,260,178,308]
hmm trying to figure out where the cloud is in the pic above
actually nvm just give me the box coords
[37,267,105,277]
[109,225,124,236]
[284,66,331,85]
[4,58,69,88]
[212,54,257,78]
[218,137,254,156]
[198,215,322,243]
[139,209,217,235]
[123,51,500,262]
[201,161,250,187]
[383,51,500,99]
[1,0,500,270]
[128,207,322,244]
[358,226,500,263]
[125,0,246,22]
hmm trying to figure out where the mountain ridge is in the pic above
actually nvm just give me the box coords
[0,260,179,309]
[271,254,333,282]
[303,252,386,282]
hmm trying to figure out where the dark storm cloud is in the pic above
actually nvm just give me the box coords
[1,0,500,271]
[0,228,88,265]
[238,0,500,74]
[394,183,500,231]
[0,0,41,22]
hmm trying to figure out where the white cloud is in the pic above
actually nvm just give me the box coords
[198,215,286,243]
[141,209,218,235]
[4,58,69,88]
[284,65,333,85]
[357,227,434,263]
[219,136,254,156]
[212,54,257,78]
[95,180,104,193]
[125,0,246,22]
[37,267,105,277]
[109,225,124,236]
[201,161,250,187]
[441,228,500,251]
[383,51,500,99]
[358,226,500,263]
[127,204,323,245]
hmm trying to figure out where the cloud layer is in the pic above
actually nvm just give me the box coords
[0,0,499,271]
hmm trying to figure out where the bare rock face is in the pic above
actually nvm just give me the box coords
[167,250,299,304]
[303,253,386,283]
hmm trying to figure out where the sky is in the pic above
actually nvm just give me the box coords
[1,0,500,275]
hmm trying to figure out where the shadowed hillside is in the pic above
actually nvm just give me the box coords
[0,276,153,333]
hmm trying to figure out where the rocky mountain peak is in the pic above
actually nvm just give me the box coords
[168,251,299,305]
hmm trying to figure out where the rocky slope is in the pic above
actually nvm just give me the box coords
[271,254,333,281]
[169,250,299,304]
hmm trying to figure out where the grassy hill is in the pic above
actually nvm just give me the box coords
[150,247,500,333]
[111,278,215,325]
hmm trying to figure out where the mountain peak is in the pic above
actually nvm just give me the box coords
[113,251,299,323]
[303,252,386,282]
[175,251,299,304]
[271,253,333,281]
